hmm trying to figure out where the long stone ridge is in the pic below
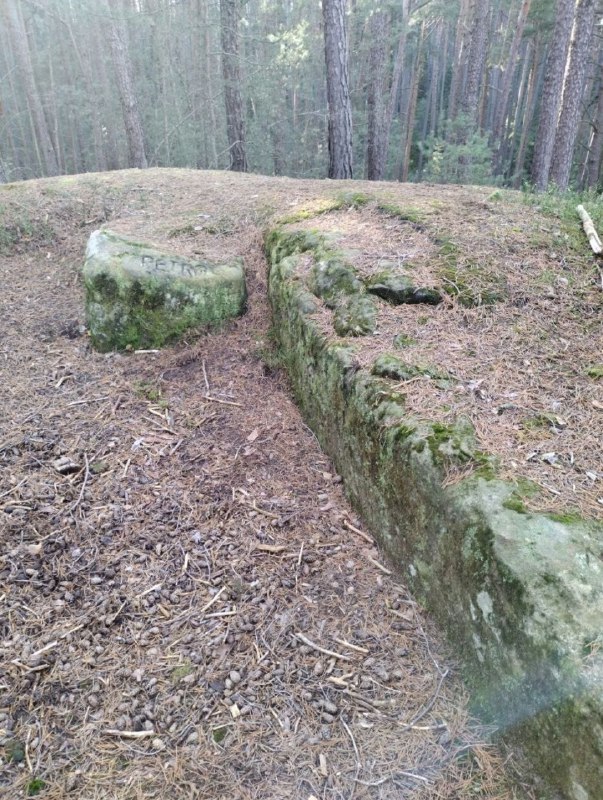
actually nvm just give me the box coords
[266,224,603,800]
[83,229,246,351]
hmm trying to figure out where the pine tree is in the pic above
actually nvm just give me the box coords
[549,0,598,189]
[322,0,353,178]
[531,0,575,190]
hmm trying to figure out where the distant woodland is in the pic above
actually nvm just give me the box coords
[1,0,602,191]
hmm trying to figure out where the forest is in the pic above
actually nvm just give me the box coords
[1,0,602,192]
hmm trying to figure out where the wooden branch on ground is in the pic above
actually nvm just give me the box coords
[576,205,602,254]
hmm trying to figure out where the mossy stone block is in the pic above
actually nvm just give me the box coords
[366,271,442,306]
[83,229,246,351]
[334,295,377,337]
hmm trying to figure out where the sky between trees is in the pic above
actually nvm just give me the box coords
[1,0,601,191]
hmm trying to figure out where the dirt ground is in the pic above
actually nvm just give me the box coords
[0,167,582,799]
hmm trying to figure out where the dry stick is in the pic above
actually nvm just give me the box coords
[104,729,155,739]
[67,395,111,407]
[341,718,362,771]
[0,477,26,501]
[203,395,242,407]
[398,668,450,732]
[368,556,392,576]
[355,771,429,787]
[334,637,370,655]
[342,518,373,544]
[202,360,210,393]
[576,204,603,254]
[293,632,352,662]
[70,453,90,513]
[142,416,176,435]
[199,586,226,615]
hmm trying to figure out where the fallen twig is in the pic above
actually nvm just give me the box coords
[342,518,373,544]
[576,204,602,254]
[293,632,352,661]
[67,395,111,407]
[70,452,90,513]
[203,395,242,407]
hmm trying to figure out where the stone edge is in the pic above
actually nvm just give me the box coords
[265,227,603,800]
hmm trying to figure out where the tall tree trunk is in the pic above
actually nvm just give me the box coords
[461,0,491,124]
[401,20,425,182]
[382,0,411,172]
[586,49,603,187]
[366,9,390,180]
[492,0,532,146]
[322,0,353,179]
[220,0,248,172]
[107,5,148,169]
[531,0,575,190]
[5,0,59,176]
[499,37,532,177]
[549,0,597,189]
[447,0,472,122]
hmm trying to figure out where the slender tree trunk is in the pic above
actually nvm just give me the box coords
[531,0,575,190]
[382,0,411,172]
[5,0,59,176]
[220,0,248,172]
[366,9,390,180]
[401,20,425,182]
[513,38,541,186]
[461,0,491,123]
[498,38,531,177]
[549,0,597,189]
[492,0,532,146]
[322,0,353,178]
[203,0,219,168]
[107,5,148,169]
[586,49,603,187]
[448,0,472,122]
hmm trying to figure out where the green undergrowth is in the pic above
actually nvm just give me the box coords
[521,186,603,257]
[0,203,55,254]
[437,239,507,307]
[376,202,426,225]
[279,191,371,224]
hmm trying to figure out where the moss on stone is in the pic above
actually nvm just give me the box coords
[376,202,425,225]
[333,295,377,337]
[84,230,246,351]
[393,333,417,349]
[372,354,452,384]
[366,271,442,306]
[311,258,362,307]
[266,215,603,800]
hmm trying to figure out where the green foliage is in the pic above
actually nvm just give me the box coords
[26,778,46,797]
[424,116,495,186]
[0,204,55,254]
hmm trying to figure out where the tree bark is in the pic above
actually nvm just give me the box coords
[322,0,353,179]
[220,0,248,172]
[366,9,390,180]
[401,20,425,183]
[492,0,532,146]
[586,54,603,187]
[447,0,472,122]
[107,6,148,169]
[5,0,59,176]
[549,0,597,189]
[461,0,491,123]
[531,0,575,190]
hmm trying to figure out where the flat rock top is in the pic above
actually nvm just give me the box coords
[85,228,243,281]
